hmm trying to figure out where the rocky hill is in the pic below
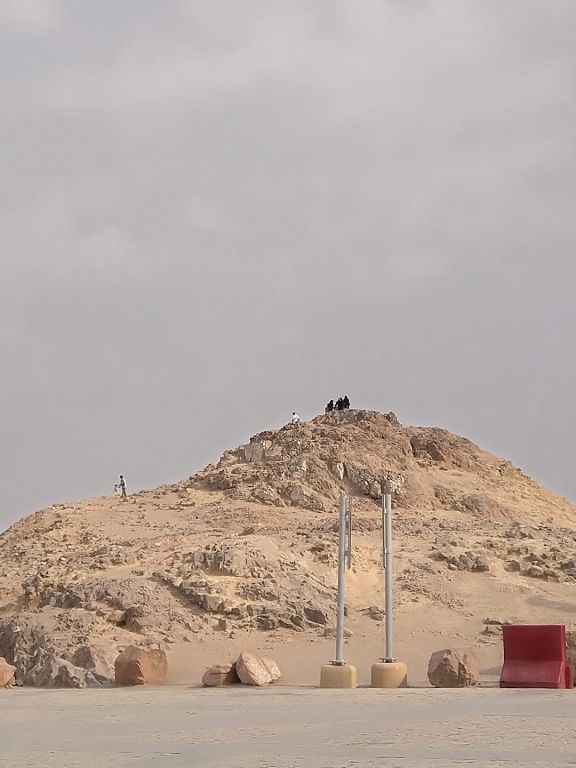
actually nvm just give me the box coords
[1,409,576,687]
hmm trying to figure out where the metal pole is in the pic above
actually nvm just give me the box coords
[334,494,347,665]
[384,491,394,661]
[346,496,352,571]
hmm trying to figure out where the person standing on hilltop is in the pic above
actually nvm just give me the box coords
[119,474,127,499]
[325,399,334,414]
[343,395,350,409]
[291,412,301,424]
[336,398,344,411]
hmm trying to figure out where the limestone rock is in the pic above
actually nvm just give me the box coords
[114,645,168,686]
[428,648,479,688]
[235,652,274,686]
[260,657,282,682]
[202,663,240,687]
[0,658,16,688]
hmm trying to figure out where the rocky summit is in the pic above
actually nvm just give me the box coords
[1,409,576,687]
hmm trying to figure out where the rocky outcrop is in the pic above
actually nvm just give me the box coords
[27,654,90,689]
[428,648,479,688]
[0,617,116,688]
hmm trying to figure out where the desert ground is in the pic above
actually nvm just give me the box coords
[1,687,575,768]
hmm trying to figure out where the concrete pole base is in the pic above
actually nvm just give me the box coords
[320,663,358,689]
[371,661,408,688]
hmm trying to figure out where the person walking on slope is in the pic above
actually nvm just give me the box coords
[291,412,301,424]
[118,474,127,499]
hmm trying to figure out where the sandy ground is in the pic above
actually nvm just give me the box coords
[1,686,575,768]
[166,607,504,688]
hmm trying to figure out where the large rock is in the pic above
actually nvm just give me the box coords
[235,652,278,686]
[0,658,16,688]
[114,645,168,686]
[427,648,479,688]
[202,663,240,687]
[27,654,89,689]
[72,644,117,686]
[260,657,282,682]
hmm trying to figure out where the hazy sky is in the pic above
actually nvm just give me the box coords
[1,1,575,530]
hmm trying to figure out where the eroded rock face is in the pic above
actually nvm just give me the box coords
[427,648,479,688]
[72,644,117,686]
[27,654,89,689]
[115,645,168,686]
[201,663,240,687]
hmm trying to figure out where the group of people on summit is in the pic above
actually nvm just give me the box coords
[325,395,350,413]
[290,395,351,426]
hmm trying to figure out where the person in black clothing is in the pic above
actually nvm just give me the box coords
[336,397,344,411]
[325,399,334,414]
[343,395,350,409]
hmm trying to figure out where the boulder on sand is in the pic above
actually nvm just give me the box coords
[114,645,168,686]
[236,652,280,686]
[202,663,241,687]
[427,648,479,688]
[260,657,282,682]
[0,658,16,688]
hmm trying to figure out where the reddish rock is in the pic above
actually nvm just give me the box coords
[114,646,168,686]
[428,648,479,688]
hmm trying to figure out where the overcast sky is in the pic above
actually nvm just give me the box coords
[1,1,575,530]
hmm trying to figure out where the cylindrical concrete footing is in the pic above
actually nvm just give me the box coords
[371,661,408,688]
[320,663,358,688]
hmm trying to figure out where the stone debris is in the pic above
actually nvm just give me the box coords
[114,645,168,686]
[427,648,479,688]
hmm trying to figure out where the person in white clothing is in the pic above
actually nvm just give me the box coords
[291,412,300,424]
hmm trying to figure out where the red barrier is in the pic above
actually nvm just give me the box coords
[500,624,570,689]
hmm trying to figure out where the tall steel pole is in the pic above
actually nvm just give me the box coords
[383,490,394,662]
[334,494,347,665]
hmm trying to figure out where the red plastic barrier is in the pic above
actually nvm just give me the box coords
[500,624,570,689]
